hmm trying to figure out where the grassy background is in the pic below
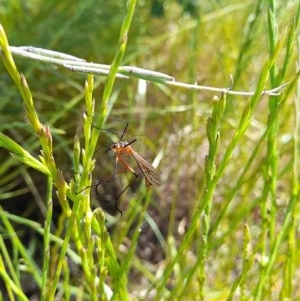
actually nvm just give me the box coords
[0,0,299,300]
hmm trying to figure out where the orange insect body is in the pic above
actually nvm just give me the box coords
[110,141,162,188]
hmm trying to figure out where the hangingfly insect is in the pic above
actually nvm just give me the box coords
[95,119,161,215]
[109,139,162,188]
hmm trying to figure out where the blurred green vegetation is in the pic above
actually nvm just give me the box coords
[0,0,299,300]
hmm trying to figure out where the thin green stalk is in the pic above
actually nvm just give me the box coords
[46,171,73,300]
[208,128,267,239]
[240,224,251,301]
[0,255,27,301]
[281,218,295,299]
[0,213,21,289]
[73,74,95,212]
[41,176,53,301]
[87,0,137,161]
[71,75,99,298]
[261,29,300,301]
[226,226,266,301]
[278,1,300,82]
[109,190,155,300]
[255,1,283,298]
[62,259,71,300]
[46,208,75,300]
[287,33,300,299]
[198,94,226,300]
[187,10,202,132]
[266,0,278,249]
[255,192,299,300]
[0,209,42,286]
[233,0,263,85]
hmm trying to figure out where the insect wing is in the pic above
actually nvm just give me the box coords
[130,150,161,187]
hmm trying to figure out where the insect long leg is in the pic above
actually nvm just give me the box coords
[112,173,137,216]
[93,118,130,142]
[124,138,137,147]
[95,153,138,215]
[118,120,129,141]
[76,155,120,195]
[95,153,119,192]
[75,153,119,195]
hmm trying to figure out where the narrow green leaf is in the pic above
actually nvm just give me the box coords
[0,133,50,176]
